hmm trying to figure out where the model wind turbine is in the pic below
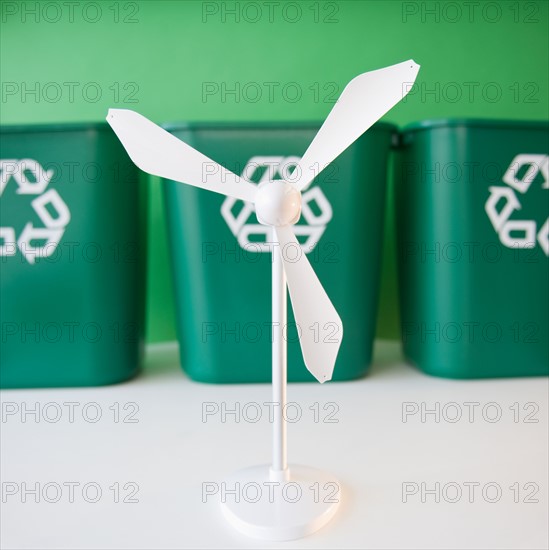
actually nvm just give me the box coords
[107,59,420,541]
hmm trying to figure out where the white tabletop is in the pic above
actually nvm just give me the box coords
[1,341,548,550]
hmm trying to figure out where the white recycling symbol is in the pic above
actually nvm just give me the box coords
[484,154,549,255]
[0,159,71,264]
[221,155,333,252]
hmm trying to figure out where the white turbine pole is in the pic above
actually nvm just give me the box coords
[271,228,288,480]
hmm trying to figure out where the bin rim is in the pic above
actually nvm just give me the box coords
[162,120,398,132]
[0,121,111,134]
[402,118,549,133]
[1,119,399,134]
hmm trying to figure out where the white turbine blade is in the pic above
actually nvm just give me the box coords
[291,59,420,191]
[106,109,257,202]
[275,225,342,383]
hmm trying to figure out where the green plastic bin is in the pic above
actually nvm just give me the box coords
[163,122,396,383]
[0,123,146,388]
[396,119,549,378]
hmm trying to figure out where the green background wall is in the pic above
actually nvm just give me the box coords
[2,0,548,343]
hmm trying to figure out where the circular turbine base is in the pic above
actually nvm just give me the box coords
[220,464,341,541]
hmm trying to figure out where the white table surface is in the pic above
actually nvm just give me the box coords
[1,341,548,550]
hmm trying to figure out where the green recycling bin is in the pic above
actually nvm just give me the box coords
[396,119,549,379]
[163,121,396,383]
[0,123,146,388]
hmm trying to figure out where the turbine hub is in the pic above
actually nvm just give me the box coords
[255,180,301,227]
